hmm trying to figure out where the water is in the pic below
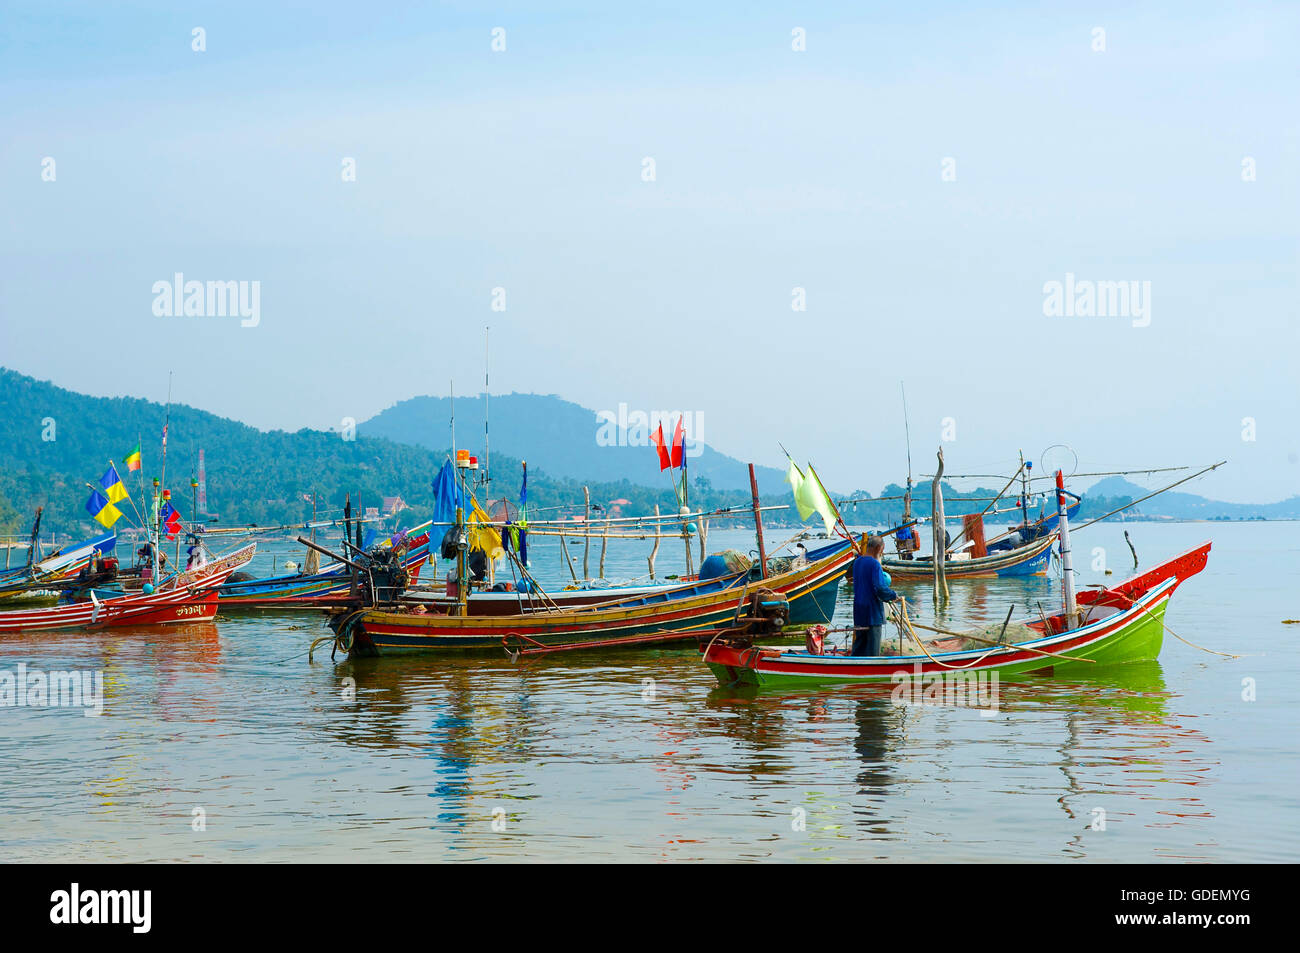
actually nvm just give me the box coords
[1,521,1295,862]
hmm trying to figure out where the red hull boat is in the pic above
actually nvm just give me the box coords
[0,543,255,632]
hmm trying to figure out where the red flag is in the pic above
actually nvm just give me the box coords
[649,423,672,471]
[161,500,183,539]
[670,417,685,469]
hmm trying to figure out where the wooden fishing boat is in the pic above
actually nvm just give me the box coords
[882,532,1056,579]
[217,532,431,609]
[0,532,118,600]
[326,538,855,657]
[0,543,255,633]
[396,538,856,621]
[701,541,1210,688]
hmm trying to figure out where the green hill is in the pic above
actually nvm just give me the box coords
[0,368,772,538]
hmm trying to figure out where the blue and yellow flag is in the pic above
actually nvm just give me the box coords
[85,489,123,529]
[98,464,129,505]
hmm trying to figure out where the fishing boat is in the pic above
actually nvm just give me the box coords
[0,531,117,584]
[398,545,828,618]
[0,542,255,632]
[882,531,1056,579]
[0,532,118,602]
[217,530,432,609]
[324,538,855,657]
[701,540,1210,689]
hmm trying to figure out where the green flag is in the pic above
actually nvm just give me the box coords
[786,455,837,535]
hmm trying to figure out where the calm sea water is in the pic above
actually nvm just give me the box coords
[1,520,1295,862]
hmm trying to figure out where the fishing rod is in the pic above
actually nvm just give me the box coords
[1069,461,1227,532]
[925,465,1195,481]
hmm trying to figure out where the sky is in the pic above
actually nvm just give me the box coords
[2,1,1297,503]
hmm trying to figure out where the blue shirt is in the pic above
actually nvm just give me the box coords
[850,554,898,626]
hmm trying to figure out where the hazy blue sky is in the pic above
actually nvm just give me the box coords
[2,1,1296,502]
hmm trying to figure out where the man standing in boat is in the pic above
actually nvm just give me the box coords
[849,537,898,656]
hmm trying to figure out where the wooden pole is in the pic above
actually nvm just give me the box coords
[1124,530,1138,569]
[1056,469,1077,629]
[582,486,591,582]
[748,463,768,578]
[648,504,661,579]
[808,464,863,556]
[599,512,609,579]
[455,504,467,616]
[559,530,578,582]
[931,448,949,604]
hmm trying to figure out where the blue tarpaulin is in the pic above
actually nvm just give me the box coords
[431,459,463,528]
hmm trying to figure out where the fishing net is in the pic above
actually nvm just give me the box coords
[956,621,1040,649]
[880,620,1040,655]
[700,550,752,580]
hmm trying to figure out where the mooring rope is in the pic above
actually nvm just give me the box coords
[1089,586,1248,659]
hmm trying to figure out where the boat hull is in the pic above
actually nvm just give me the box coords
[882,534,1055,579]
[217,538,429,609]
[340,540,853,656]
[0,543,254,632]
[704,542,1210,689]
[706,588,1171,689]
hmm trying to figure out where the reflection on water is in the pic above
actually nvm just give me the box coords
[0,523,1293,862]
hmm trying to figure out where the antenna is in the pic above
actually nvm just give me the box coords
[484,326,490,493]
[450,379,456,460]
[900,382,913,489]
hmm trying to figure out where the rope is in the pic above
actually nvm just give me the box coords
[309,608,366,662]
[1091,587,1248,659]
[888,598,1005,670]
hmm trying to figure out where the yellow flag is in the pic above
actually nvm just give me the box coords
[468,499,504,560]
[93,502,123,528]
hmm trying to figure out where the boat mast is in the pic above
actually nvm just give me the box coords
[900,382,913,521]
[1055,469,1077,629]
[484,326,490,499]
[449,379,468,616]
[155,372,172,583]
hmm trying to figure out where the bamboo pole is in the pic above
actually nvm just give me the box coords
[599,512,609,579]
[582,486,590,582]
[559,530,578,582]
[748,463,768,578]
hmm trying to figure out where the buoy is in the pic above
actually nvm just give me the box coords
[142,583,155,595]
